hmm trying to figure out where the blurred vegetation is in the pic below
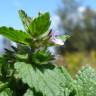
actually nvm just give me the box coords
[58,0,96,52]
[56,51,96,76]
[56,0,96,76]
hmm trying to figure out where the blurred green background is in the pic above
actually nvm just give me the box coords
[55,0,96,76]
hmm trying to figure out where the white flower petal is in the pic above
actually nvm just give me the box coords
[51,37,64,45]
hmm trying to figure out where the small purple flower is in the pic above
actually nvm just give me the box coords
[49,29,64,45]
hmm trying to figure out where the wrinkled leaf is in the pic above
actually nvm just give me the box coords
[75,66,96,96]
[15,62,73,96]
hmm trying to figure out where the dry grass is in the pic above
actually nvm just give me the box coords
[55,51,96,76]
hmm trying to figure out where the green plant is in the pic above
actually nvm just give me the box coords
[0,10,96,96]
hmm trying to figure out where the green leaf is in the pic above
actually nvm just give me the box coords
[0,82,9,92]
[24,89,43,96]
[0,27,31,45]
[24,89,34,96]
[0,88,12,96]
[57,35,70,41]
[75,66,96,96]
[32,50,54,65]
[19,10,32,32]
[15,62,73,96]
[28,12,51,37]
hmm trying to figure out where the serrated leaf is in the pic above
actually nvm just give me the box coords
[0,88,12,96]
[19,10,32,32]
[0,27,31,45]
[24,89,34,96]
[28,12,51,37]
[75,66,96,96]
[15,62,73,96]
